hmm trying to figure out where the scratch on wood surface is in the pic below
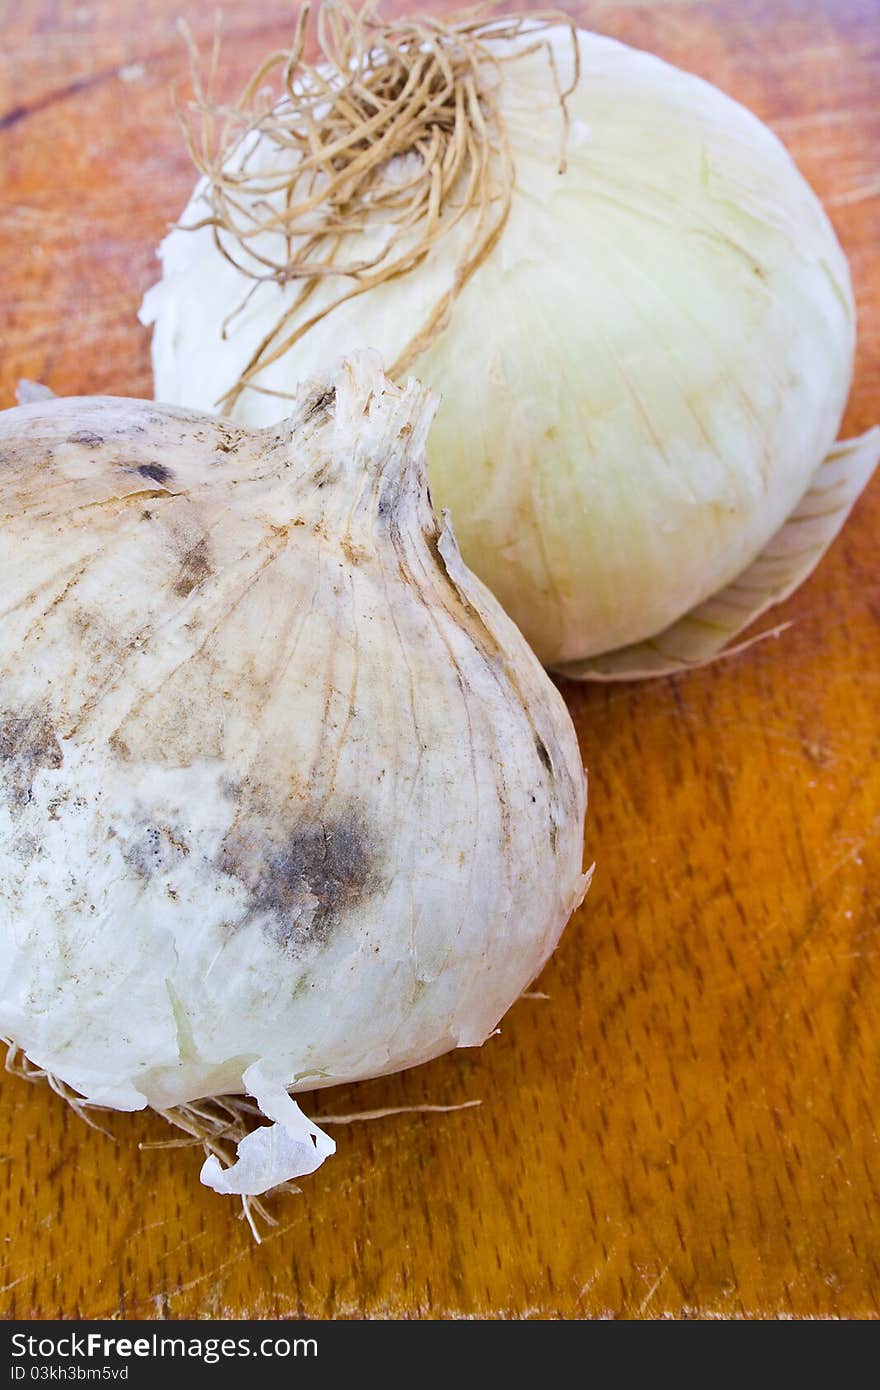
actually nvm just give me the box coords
[140,1211,311,1315]
[146,1227,212,1270]
[577,1265,607,1302]
[830,181,880,208]
[0,68,121,131]
[0,1274,28,1297]
[91,1247,245,1319]
[128,1215,177,1241]
[637,1264,671,1315]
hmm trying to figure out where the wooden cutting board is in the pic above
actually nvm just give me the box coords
[1,0,878,1320]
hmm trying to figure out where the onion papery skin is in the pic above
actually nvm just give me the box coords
[142,28,858,667]
[0,355,588,1191]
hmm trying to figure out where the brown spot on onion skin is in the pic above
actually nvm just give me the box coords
[534,733,554,777]
[122,822,191,879]
[340,536,369,566]
[173,538,213,598]
[66,431,104,447]
[532,733,561,852]
[214,426,246,455]
[136,462,173,485]
[303,386,336,424]
[0,709,63,808]
[108,733,130,761]
[219,813,382,952]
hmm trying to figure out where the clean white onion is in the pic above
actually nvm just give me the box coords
[141,24,877,676]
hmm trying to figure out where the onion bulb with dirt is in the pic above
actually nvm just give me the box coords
[0,353,589,1204]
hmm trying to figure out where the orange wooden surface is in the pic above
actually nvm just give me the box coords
[1,0,879,1319]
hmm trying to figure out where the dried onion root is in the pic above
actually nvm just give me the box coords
[6,1035,481,1239]
[176,0,578,411]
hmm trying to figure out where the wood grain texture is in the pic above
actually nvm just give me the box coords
[1,0,878,1320]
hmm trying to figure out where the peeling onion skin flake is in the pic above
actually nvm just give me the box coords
[0,352,589,1198]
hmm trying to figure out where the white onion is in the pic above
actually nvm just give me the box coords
[141,25,877,675]
[0,354,588,1197]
